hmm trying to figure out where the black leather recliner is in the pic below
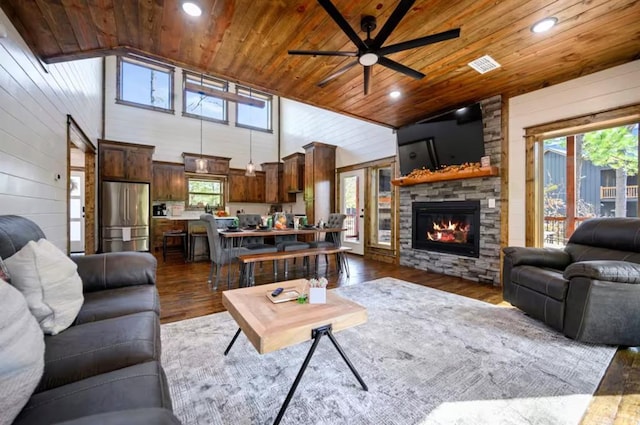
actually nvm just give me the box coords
[503,217,640,346]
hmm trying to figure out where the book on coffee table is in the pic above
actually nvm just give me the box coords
[266,288,301,304]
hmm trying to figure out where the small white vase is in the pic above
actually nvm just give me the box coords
[309,288,326,304]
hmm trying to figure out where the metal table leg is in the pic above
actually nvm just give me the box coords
[273,324,367,425]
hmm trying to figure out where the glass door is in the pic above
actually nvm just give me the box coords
[541,123,638,247]
[340,169,365,255]
[371,166,393,248]
[69,170,85,253]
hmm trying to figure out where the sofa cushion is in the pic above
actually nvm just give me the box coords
[5,239,84,335]
[75,285,160,325]
[36,311,160,392]
[511,265,569,301]
[14,361,173,425]
[0,280,45,425]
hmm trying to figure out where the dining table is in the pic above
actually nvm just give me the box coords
[218,226,346,286]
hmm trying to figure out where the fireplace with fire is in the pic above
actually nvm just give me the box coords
[412,200,480,258]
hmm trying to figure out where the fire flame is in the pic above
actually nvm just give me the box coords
[427,220,470,243]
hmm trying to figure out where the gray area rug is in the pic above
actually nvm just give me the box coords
[161,277,616,425]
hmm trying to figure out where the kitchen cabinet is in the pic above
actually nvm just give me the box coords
[151,218,187,252]
[228,168,266,203]
[99,140,154,182]
[182,153,230,175]
[303,142,336,225]
[282,152,305,193]
[152,161,186,201]
[261,162,295,204]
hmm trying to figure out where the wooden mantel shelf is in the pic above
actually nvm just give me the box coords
[391,166,499,187]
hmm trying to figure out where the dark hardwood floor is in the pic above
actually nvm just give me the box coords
[155,252,639,425]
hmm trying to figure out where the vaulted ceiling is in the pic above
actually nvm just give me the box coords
[2,0,639,128]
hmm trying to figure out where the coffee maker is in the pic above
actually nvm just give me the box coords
[153,203,167,216]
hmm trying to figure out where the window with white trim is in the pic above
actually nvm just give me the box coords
[183,71,228,124]
[235,86,273,132]
[116,56,174,113]
[188,177,225,209]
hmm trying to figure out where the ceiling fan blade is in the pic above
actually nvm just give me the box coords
[377,56,425,79]
[317,60,359,87]
[378,28,460,56]
[372,0,416,49]
[363,66,371,95]
[288,50,358,57]
[317,0,368,51]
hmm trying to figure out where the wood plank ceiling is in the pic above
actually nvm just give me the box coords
[1,0,639,128]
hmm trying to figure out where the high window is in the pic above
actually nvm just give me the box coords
[235,86,272,132]
[188,177,225,209]
[116,56,174,113]
[183,71,228,124]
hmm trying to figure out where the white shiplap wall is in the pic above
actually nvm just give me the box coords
[104,56,280,168]
[508,60,640,246]
[0,10,102,250]
[281,99,396,168]
[104,56,397,170]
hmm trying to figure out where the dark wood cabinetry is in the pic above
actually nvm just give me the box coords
[151,219,186,252]
[228,168,266,203]
[182,153,230,175]
[152,161,186,201]
[99,140,154,182]
[303,142,336,225]
[261,162,295,204]
[282,152,305,193]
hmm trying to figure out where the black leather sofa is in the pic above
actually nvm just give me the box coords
[503,217,640,346]
[0,215,180,424]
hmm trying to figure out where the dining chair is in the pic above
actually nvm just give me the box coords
[273,213,310,278]
[309,213,346,273]
[201,214,250,290]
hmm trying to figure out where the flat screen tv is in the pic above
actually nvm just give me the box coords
[397,103,485,176]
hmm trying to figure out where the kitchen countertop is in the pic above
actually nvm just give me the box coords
[153,213,237,221]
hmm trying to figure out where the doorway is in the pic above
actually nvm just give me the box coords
[340,169,365,255]
[69,169,85,253]
[67,115,97,254]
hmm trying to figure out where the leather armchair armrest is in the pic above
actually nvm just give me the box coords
[72,252,157,293]
[503,246,571,270]
[564,260,640,284]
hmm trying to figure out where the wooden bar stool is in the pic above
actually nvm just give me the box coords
[163,231,187,262]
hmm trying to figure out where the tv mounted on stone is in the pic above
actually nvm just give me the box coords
[397,103,485,176]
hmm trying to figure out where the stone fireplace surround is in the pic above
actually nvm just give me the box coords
[399,96,502,285]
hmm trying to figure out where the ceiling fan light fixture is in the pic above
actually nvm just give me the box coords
[389,90,401,99]
[531,17,557,33]
[182,2,202,17]
[358,53,378,66]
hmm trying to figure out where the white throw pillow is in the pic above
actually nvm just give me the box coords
[5,239,84,335]
[0,279,45,425]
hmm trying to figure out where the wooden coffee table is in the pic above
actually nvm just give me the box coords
[222,279,368,425]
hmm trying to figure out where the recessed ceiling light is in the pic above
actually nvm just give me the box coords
[531,17,557,33]
[389,90,401,99]
[182,2,202,17]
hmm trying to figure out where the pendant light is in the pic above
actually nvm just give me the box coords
[195,74,208,174]
[245,129,255,176]
[245,87,256,177]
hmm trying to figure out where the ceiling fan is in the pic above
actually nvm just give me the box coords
[288,0,460,95]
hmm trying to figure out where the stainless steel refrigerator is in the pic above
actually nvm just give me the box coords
[101,182,150,252]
